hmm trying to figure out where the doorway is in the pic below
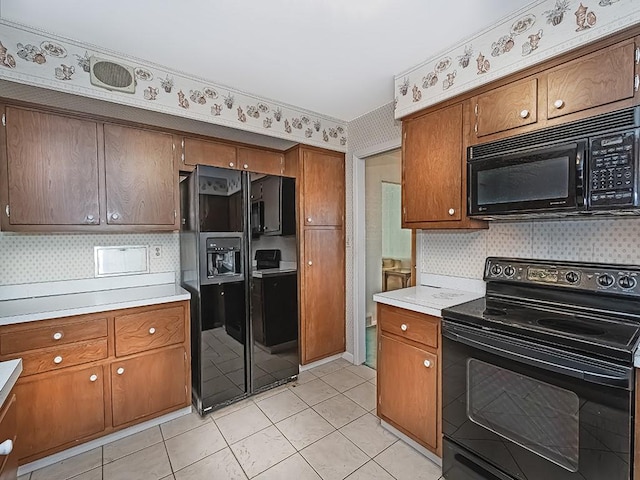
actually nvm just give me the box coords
[363,148,411,368]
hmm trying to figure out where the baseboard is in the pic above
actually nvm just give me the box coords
[299,352,347,371]
[341,351,354,363]
[18,406,192,475]
[380,420,442,467]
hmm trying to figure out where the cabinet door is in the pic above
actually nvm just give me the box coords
[378,335,438,450]
[183,137,237,169]
[4,107,100,226]
[547,40,636,119]
[475,78,538,137]
[237,148,283,175]
[302,150,344,227]
[302,229,345,363]
[111,346,187,427]
[15,366,105,461]
[104,124,176,226]
[403,104,462,223]
[0,394,17,480]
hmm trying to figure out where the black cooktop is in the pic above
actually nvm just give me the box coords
[442,257,640,364]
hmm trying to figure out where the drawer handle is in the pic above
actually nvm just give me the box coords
[89,374,98,382]
[554,99,565,109]
[149,327,156,335]
[519,109,530,119]
[117,367,125,375]
[400,324,408,332]
[53,356,63,364]
[423,359,432,368]
[52,332,63,340]
[0,439,13,455]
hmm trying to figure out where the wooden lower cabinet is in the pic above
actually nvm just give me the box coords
[377,304,441,456]
[15,366,105,461]
[0,301,191,465]
[111,347,187,427]
[0,393,17,480]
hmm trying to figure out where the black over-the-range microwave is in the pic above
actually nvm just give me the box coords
[467,106,640,219]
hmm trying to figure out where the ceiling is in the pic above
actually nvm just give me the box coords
[0,0,534,121]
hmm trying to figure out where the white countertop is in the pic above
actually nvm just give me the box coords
[0,359,22,408]
[0,273,190,326]
[374,285,484,317]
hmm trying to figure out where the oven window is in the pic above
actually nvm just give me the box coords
[477,156,569,205]
[467,359,580,472]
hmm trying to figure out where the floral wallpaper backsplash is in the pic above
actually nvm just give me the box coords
[0,20,347,152]
[395,0,640,119]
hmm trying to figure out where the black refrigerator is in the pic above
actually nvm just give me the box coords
[180,165,299,415]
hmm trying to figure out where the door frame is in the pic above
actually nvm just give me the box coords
[352,138,404,365]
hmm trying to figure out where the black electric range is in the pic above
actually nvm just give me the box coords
[440,257,640,480]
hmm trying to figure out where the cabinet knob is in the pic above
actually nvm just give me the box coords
[308,260,313,266]
[554,99,565,109]
[229,162,235,167]
[400,324,408,331]
[243,164,249,169]
[423,359,432,368]
[52,332,63,340]
[149,327,156,335]
[220,291,225,296]
[0,439,13,455]
[53,356,63,364]
[117,367,125,375]
[111,213,120,221]
[307,217,312,223]
[448,208,455,216]
[89,374,98,382]
[85,214,96,223]
[519,109,530,119]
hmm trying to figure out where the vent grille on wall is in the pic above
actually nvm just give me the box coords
[89,56,136,94]
[469,107,640,160]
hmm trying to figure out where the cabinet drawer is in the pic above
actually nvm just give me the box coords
[19,339,108,376]
[378,305,438,349]
[0,318,107,355]
[115,306,185,357]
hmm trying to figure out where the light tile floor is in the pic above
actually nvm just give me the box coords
[19,359,443,480]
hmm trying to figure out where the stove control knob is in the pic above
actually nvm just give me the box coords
[504,266,515,277]
[490,265,503,276]
[618,275,636,289]
[597,274,614,287]
[565,271,580,284]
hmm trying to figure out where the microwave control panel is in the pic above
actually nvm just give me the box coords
[589,130,637,207]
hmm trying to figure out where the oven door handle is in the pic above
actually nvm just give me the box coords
[443,324,633,389]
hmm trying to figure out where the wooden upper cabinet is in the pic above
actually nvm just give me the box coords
[547,39,636,119]
[302,149,345,227]
[104,124,176,227]
[183,137,237,169]
[237,147,283,175]
[402,103,463,224]
[302,229,345,363]
[4,107,100,226]
[475,78,538,137]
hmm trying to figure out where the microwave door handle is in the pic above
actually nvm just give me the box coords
[576,142,587,207]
